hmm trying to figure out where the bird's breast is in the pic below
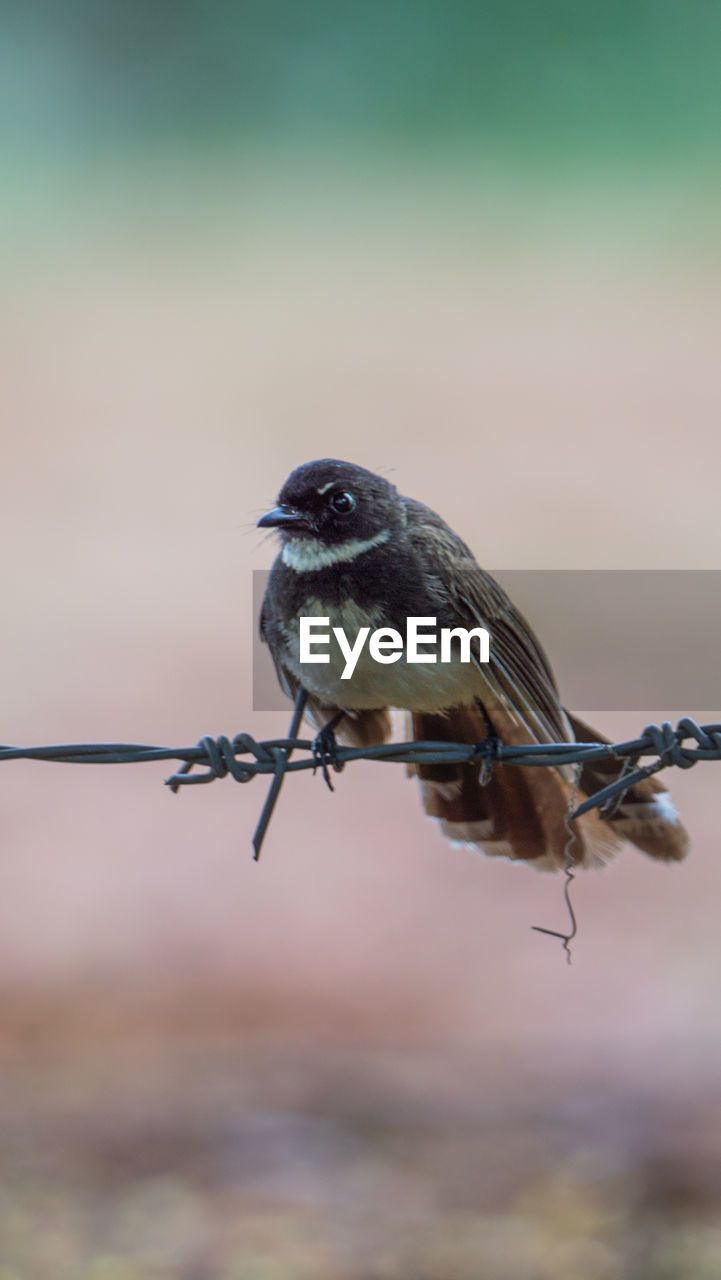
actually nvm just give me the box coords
[278,596,483,712]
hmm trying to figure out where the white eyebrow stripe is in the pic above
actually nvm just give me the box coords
[281,528,391,572]
[316,482,334,495]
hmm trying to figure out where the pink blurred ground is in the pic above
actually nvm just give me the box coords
[1,174,720,1275]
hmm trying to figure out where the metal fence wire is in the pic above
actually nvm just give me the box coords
[3,693,719,961]
[2,690,719,859]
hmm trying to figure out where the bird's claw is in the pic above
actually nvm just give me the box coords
[312,724,343,791]
[474,732,500,786]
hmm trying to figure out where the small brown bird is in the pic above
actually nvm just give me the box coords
[258,459,688,870]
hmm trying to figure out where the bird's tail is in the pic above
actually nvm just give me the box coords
[409,705,688,870]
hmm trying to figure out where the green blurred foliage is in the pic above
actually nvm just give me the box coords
[2,0,721,168]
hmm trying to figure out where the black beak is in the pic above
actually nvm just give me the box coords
[257,504,311,532]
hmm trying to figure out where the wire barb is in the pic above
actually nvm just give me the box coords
[251,687,308,860]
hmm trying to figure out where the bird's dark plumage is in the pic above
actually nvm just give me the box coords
[258,459,689,870]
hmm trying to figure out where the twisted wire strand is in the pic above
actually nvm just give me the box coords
[2,706,719,864]
[3,704,717,959]
[3,717,718,784]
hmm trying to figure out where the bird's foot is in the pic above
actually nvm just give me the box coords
[475,732,500,785]
[312,722,344,791]
[473,704,500,785]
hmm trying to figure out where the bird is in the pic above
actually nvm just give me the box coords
[257,459,689,871]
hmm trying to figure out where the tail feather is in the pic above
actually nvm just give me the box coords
[565,713,689,863]
[410,705,688,870]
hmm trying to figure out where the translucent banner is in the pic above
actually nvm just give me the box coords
[251,570,721,713]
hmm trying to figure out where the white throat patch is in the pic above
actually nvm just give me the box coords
[281,528,391,572]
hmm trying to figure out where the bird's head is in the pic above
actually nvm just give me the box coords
[258,459,402,558]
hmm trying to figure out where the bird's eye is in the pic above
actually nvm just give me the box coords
[330,490,356,515]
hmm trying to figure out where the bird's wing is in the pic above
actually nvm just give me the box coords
[405,500,572,746]
[259,595,298,702]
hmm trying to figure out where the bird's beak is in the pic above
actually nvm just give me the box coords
[257,504,311,532]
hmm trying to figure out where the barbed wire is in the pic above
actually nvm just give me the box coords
[3,693,719,959]
[2,692,719,859]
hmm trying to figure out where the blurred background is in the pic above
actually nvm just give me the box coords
[3,2,721,1275]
